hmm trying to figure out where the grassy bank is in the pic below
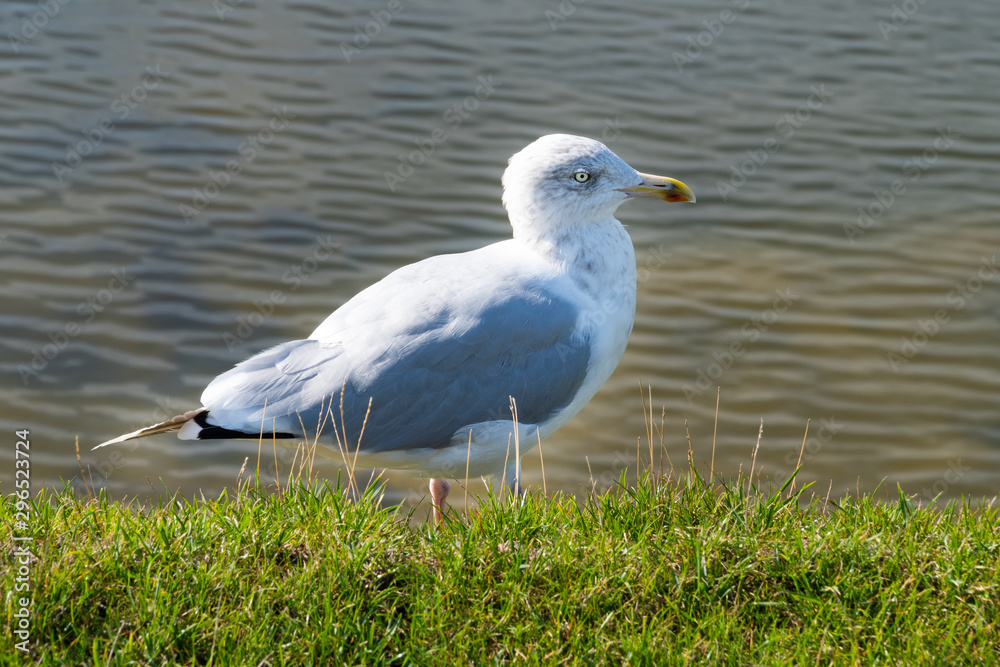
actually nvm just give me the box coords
[3,466,999,666]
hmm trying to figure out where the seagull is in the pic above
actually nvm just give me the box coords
[95,134,694,521]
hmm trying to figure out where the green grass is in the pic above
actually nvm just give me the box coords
[3,466,999,666]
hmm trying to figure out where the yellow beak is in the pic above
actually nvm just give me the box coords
[619,172,696,203]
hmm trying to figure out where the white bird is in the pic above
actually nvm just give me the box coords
[95,134,694,521]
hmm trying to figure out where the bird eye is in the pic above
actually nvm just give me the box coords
[573,170,591,183]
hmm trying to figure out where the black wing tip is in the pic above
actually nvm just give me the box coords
[193,411,297,440]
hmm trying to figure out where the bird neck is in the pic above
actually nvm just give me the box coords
[514,217,637,301]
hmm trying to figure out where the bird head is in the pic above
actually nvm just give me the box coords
[501,134,694,237]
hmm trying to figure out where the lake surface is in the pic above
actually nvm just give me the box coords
[2,0,998,514]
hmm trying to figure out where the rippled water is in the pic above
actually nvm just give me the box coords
[2,0,998,512]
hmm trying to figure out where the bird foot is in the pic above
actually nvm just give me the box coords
[429,478,451,524]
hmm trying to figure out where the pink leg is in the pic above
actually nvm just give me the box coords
[429,478,451,524]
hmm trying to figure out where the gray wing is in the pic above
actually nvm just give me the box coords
[201,249,592,453]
